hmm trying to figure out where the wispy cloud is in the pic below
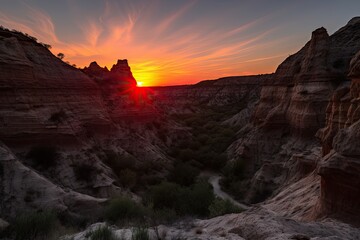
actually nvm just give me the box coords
[0,1,290,86]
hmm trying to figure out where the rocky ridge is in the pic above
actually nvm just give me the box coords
[0,28,171,219]
[226,17,360,217]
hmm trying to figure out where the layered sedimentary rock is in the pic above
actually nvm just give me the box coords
[0,29,171,218]
[151,74,271,117]
[228,17,360,210]
[0,141,106,218]
[0,29,113,146]
[317,48,360,223]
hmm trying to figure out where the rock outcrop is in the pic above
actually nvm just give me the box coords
[316,47,360,223]
[0,141,106,218]
[0,28,113,147]
[0,28,171,219]
[64,207,360,240]
[228,17,360,217]
[151,74,271,118]
[82,61,109,80]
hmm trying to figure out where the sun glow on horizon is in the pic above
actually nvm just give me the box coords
[2,1,356,85]
[137,81,143,86]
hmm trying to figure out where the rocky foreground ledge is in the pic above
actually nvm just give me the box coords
[63,207,360,240]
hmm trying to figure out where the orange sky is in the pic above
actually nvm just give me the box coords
[1,1,359,86]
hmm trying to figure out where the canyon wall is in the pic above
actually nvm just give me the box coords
[227,17,360,222]
[0,28,171,218]
[316,49,360,223]
[0,29,113,147]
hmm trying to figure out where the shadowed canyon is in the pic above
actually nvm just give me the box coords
[0,16,360,240]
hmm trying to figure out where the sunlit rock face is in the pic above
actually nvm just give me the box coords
[0,29,113,147]
[229,17,360,215]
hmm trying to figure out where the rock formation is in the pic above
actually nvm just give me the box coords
[0,29,113,147]
[316,47,360,224]
[0,28,171,219]
[226,17,360,213]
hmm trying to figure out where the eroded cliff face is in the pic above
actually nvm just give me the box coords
[316,48,360,223]
[0,29,113,147]
[0,29,172,219]
[228,17,360,213]
[150,75,271,120]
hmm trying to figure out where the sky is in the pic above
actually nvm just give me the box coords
[0,0,360,86]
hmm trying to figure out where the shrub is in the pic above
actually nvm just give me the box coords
[49,110,66,123]
[27,145,58,169]
[105,151,136,175]
[145,182,182,211]
[0,162,3,177]
[177,149,194,162]
[145,181,214,217]
[105,197,145,224]
[13,211,56,240]
[73,163,98,182]
[132,227,149,240]
[87,225,117,240]
[168,162,199,186]
[185,181,214,216]
[119,169,137,188]
[209,198,242,217]
[222,159,245,179]
[251,188,272,204]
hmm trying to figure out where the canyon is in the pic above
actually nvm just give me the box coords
[0,17,360,239]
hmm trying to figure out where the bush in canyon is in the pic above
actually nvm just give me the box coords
[168,161,199,186]
[49,110,66,123]
[26,145,59,169]
[105,197,146,224]
[12,211,57,240]
[86,225,118,240]
[105,151,136,175]
[131,226,149,240]
[209,198,242,217]
[145,181,214,217]
[73,163,99,182]
[220,159,246,199]
[119,169,137,189]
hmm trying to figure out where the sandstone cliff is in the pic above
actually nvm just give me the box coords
[227,17,360,223]
[316,46,360,224]
[0,28,172,219]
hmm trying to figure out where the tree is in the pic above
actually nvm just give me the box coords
[57,53,65,60]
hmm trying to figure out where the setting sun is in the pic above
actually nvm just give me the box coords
[137,81,143,87]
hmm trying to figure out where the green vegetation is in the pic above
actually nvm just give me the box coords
[145,180,214,217]
[209,198,242,217]
[73,163,99,182]
[105,197,146,224]
[12,211,57,240]
[0,162,3,177]
[49,110,66,123]
[167,161,199,186]
[220,159,246,199]
[86,225,118,240]
[170,105,240,171]
[27,145,59,169]
[119,169,137,189]
[131,227,149,240]
[104,151,136,175]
